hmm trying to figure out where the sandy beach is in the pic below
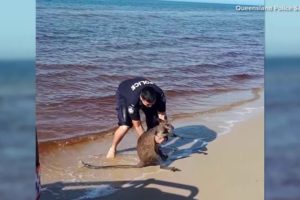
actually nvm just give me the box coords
[40,103,263,200]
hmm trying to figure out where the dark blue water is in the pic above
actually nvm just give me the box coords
[0,60,35,200]
[265,57,300,200]
[37,0,264,141]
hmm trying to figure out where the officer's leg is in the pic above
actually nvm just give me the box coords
[106,96,132,159]
[106,125,130,159]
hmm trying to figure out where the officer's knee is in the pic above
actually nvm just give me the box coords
[119,125,130,132]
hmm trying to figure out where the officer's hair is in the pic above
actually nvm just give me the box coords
[140,86,156,103]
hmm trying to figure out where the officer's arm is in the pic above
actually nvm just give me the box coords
[158,112,167,121]
[132,120,145,137]
[157,92,167,121]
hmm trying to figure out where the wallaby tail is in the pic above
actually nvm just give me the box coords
[160,165,181,172]
[81,160,140,169]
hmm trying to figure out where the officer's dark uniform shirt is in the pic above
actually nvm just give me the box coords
[117,77,166,121]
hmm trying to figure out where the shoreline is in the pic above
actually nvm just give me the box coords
[38,87,263,146]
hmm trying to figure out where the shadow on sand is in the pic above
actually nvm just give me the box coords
[163,125,217,163]
[41,178,199,200]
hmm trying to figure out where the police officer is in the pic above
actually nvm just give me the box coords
[106,77,168,159]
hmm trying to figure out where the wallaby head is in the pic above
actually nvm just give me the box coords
[155,120,175,139]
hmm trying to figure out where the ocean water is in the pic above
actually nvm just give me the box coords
[0,60,35,200]
[36,0,264,142]
[265,57,300,200]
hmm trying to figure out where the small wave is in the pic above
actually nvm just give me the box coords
[37,63,100,69]
[230,74,263,81]
[38,125,116,146]
[172,87,262,119]
[223,51,242,57]
[164,89,199,97]
[37,94,116,109]
[178,35,219,42]
[164,88,237,98]
[37,63,134,80]
[180,36,201,41]
[179,63,222,75]
[189,63,222,69]
[104,39,178,50]
[91,74,135,83]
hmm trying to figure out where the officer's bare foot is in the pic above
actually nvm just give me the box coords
[106,147,116,159]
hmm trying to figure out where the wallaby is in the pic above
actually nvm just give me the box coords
[81,120,180,172]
